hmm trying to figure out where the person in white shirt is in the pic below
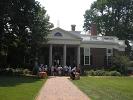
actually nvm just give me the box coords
[68,66,71,75]
[51,66,54,76]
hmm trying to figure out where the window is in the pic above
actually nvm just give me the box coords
[107,49,113,56]
[108,49,112,54]
[85,56,90,64]
[107,56,112,66]
[54,32,62,36]
[84,48,90,65]
[106,49,113,66]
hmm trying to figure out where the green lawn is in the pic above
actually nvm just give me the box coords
[72,76,133,100]
[0,76,46,100]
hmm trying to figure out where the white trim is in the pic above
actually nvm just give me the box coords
[84,48,90,65]
[47,39,81,45]
[106,48,113,66]
[107,48,113,56]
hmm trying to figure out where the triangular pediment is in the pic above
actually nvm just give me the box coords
[47,27,82,40]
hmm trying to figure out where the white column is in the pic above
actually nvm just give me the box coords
[77,45,80,66]
[49,44,52,67]
[63,44,66,66]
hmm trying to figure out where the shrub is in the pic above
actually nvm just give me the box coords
[0,68,14,76]
[128,61,133,67]
[109,71,121,76]
[86,70,121,76]
[82,71,88,76]
[0,68,32,76]
[14,68,23,76]
[104,71,111,76]
[7,69,14,75]
[94,70,105,76]
[32,66,39,75]
[23,69,30,75]
[113,54,130,75]
[87,70,105,76]
[87,70,95,76]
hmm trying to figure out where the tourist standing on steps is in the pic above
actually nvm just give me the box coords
[54,65,57,76]
[64,65,68,76]
[68,66,71,75]
[58,65,62,76]
[51,65,54,76]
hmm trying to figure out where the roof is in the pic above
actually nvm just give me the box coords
[50,27,125,47]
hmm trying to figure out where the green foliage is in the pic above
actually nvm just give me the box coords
[32,65,39,75]
[0,0,53,69]
[87,70,106,76]
[128,61,133,67]
[87,70,95,76]
[84,0,133,39]
[113,54,130,75]
[0,68,30,76]
[109,71,121,76]
[104,71,111,76]
[86,70,121,76]
[23,69,31,75]
[94,70,106,76]
[5,68,14,76]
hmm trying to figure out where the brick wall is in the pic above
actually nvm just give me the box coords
[90,48,106,67]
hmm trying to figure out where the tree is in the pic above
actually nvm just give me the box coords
[0,0,53,69]
[113,54,130,75]
[84,0,133,56]
[29,2,53,69]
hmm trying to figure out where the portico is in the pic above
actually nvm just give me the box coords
[48,44,80,67]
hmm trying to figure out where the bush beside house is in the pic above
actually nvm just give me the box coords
[86,70,121,76]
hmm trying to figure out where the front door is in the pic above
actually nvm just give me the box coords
[53,46,63,66]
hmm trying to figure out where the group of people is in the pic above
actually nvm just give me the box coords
[51,65,80,80]
[38,64,81,80]
[51,65,72,76]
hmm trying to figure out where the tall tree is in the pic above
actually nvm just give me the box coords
[84,0,133,39]
[0,0,53,68]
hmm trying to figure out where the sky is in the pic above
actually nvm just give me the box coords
[36,0,96,31]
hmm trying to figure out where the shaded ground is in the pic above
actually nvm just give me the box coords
[0,76,40,87]
[0,76,45,100]
[36,76,90,100]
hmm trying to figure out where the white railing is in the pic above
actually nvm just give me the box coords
[82,35,117,41]
[82,35,125,45]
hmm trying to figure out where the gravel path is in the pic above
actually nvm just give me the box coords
[36,76,90,100]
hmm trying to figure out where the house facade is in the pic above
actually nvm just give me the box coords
[41,26,126,67]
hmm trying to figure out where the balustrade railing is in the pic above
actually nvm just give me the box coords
[82,35,125,45]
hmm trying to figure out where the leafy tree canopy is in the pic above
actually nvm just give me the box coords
[0,0,53,68]
[84,0,133,40]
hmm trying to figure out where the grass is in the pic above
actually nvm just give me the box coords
[72,76,133,100]
[0,76,46,100]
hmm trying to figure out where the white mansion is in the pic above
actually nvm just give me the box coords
[41,25,126,67]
